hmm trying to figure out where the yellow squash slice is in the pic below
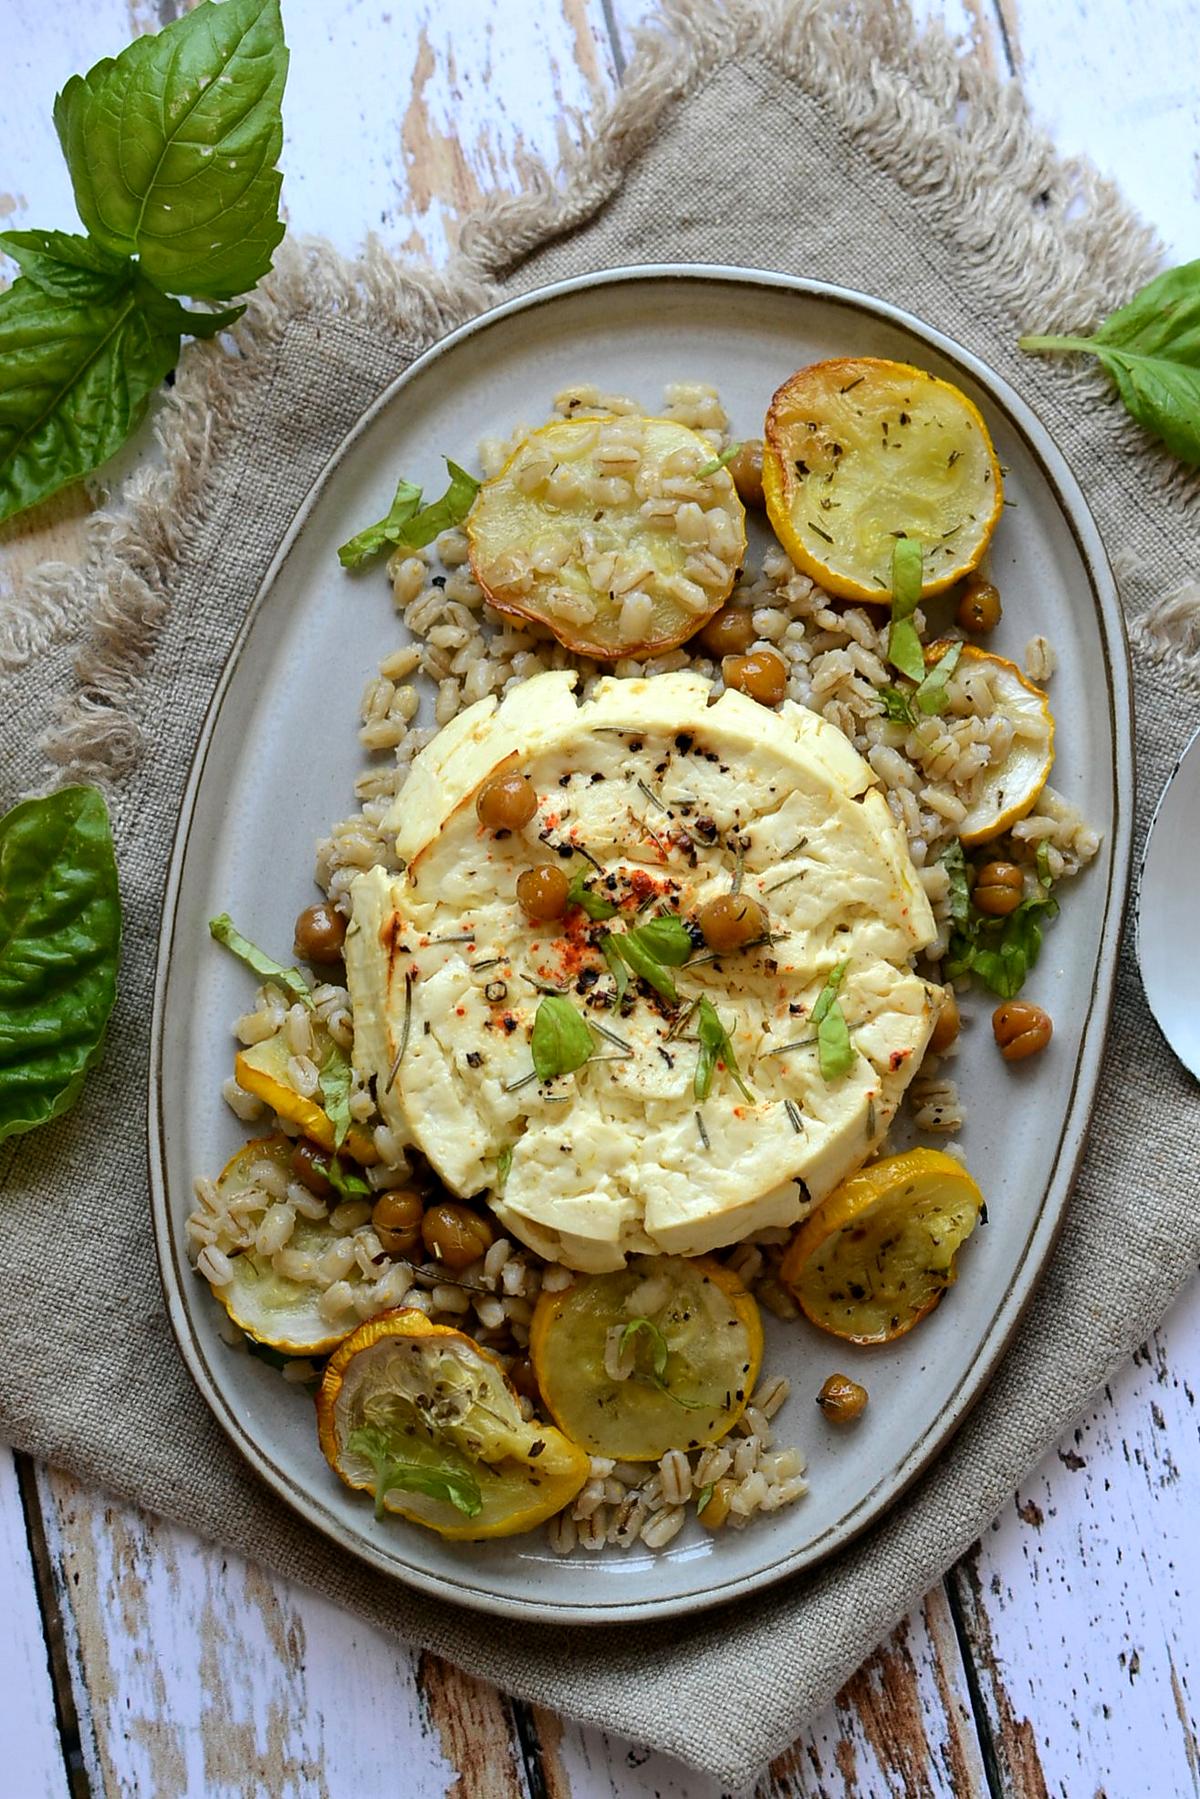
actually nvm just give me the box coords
[780,1148,985,1344]
[927,641,1055,844]
[468,416,746,659]
[762,357,1003,602]
[207,1136,365,1356]
[235,1030,378,1164]
[529,1254,763,1461]
[317,1311,590,1539]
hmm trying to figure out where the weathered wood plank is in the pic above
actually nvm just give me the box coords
[0,1452,71,1799]
[949,1299,1200,1799]
[529,1587,987,1798]
[34,1463,542,1799]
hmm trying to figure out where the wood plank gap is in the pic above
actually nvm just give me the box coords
[509,1698,553,1799]
[598,0,629,79]
[943,1566,1006,1799]
[985,0,1019,78]
[13,1456,90,1799]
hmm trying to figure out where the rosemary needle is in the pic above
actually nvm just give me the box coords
[695,1110,711,1150]
[386,970,414,1090]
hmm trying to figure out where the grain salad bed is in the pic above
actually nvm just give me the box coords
[188,375,1100,1556]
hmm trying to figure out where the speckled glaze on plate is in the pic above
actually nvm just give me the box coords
[149,267,1132,1623]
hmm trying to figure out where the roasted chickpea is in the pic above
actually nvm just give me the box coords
[929,989,960,1054]
[992,1000,1053,1062]
[476,771,538,832]
[516,863,570,921]
[293,902,347,965]
[957,575,1002,635]
[508,1355,542,1403]
[695,605,757,659]
[973,860,1024,915]
[290,1139,333,1199]
[421,1201,495,1271]
[696,1476,737,1531]
[726,438,765,509]
[371,1189,424,1257]
[698,891,765,952]
[723,648,788,706]
[816,1373,869,1422]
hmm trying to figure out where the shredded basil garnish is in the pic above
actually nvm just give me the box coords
[566,867,618,920]
[347,1426,482,1521]
[694,997,754,1103]
[812,960,854,1081]
[887,537,926,682]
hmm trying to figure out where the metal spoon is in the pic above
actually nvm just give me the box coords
[1137,722,1200,1078]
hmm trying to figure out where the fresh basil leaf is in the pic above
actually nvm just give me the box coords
[208,913,313,1008]
[337,478,423,569]
[0,230,127,299]
[1020,262,1200,465]
[0,786,121,1144]
[317,1038,353,1150]
[0,267,242,523]
[697,441,741,477]
[887,538,927,681]
[54,0,288,301]
[496,1144,513,1193]
[913,640,963,716]
[877,684,915,726]
[811,960,849,1027]
[939,839,970,928]
[565,868,619,921]
[601,935,629,1003]
[695,1483,715,1514]
[631,915,693,967]
[347,1426,482,1522]
[530,993,593,1081]
[694,996,754,1103]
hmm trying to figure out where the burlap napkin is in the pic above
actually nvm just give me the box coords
[2,1,1198,1785]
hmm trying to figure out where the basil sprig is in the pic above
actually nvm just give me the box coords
[886,538,927,682]
[210,911,354,1146]
[566,868,618,921]
[945,842,1058,999]
[339,460,480,569]
[347,1426,482,1522]
[0,0,288,526]
[619,1318,707,1410]
[604,913,692,1003]
[812,960,854,1082]
[694,997,754,1103]
[0,786,121,1144]
[1020,261,1200,466]
[530,994,594,1081]
[697,441,741,477]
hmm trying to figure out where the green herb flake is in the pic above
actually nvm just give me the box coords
[339,459,480,569]
[812,960,855,1082]
[322,1156,372,1201]
[605,913,692,1004]
[696,1483,715,1514]
[694,997,755,1104]
[601,934,630,1003]
[347,1426,482,1522]
[877,684,916,726]
[209,913,314,1009]
[565,867,618,921]
[317,1038,354,1150]
[530,994,594,1082]
[939,839,971,928]
[887,537,927,682]
[337,478,423,569]
[913,640,963,716]
[697,441,741,477]
[496,1144,513,1193]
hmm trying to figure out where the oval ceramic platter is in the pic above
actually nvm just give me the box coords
[151,267,1131,1623]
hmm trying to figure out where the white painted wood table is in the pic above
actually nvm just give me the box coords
[3,2,1199,1793]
